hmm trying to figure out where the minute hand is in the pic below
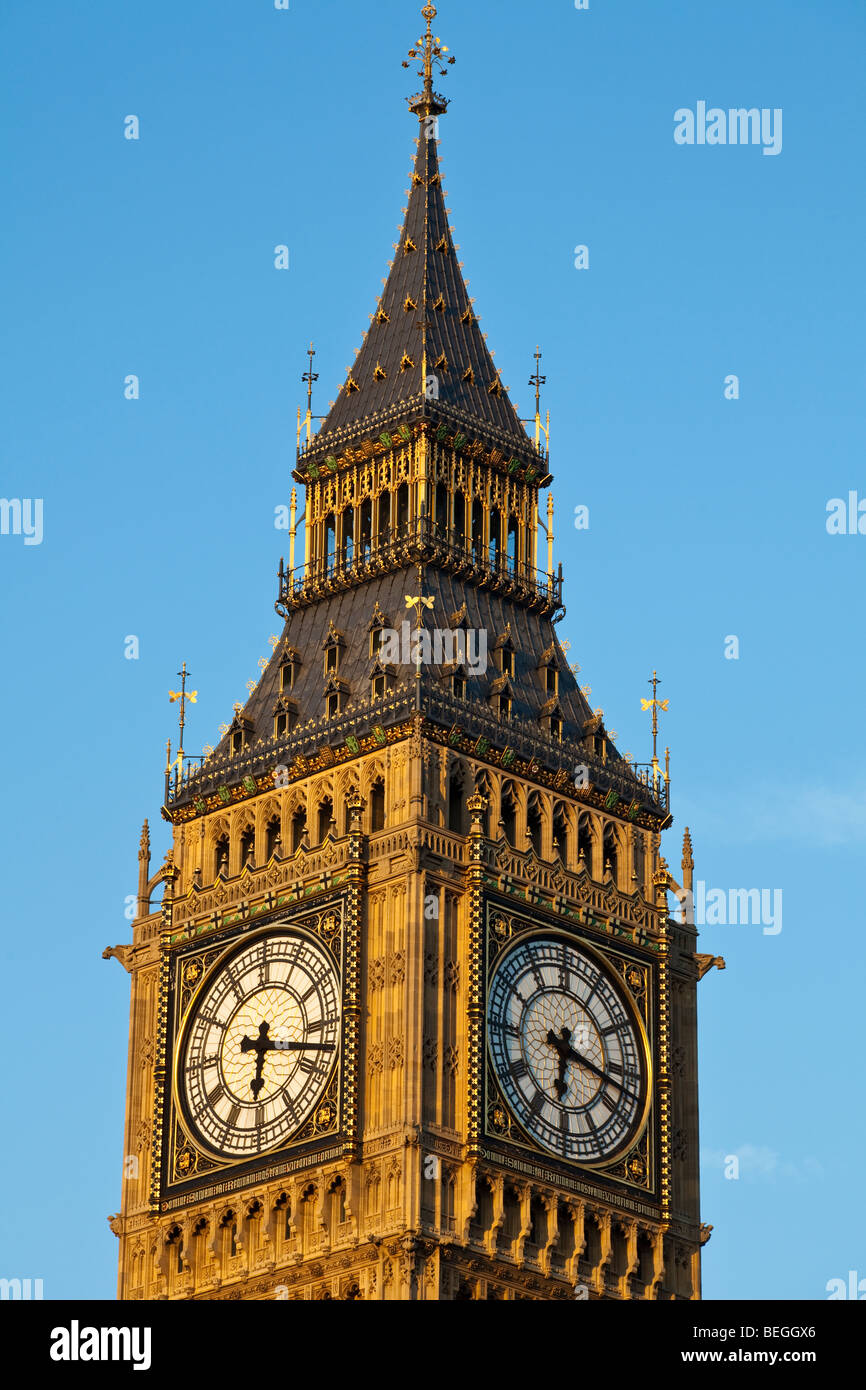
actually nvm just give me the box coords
[271,1040,336,1052]
[566,1048,640,1104]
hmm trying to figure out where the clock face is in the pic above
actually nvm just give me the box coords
[178,932,340,1159]
[488,936,648,1164]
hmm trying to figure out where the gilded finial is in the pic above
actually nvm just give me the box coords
[682,826,694,893]
[641,670,669,768]
[169,662,198,771]
[405,4,455,118]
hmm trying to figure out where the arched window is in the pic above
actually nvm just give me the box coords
[378,490,391,543]
[326,689,345,719]
[502,1187,521,1243]
[489,508,502,567]
[447,768,465,834]
[577,815,593,874]
[441,1168,455,1232]
[291,807,307,854]
[358,498,372,562]
[324,514,336,573]
[633,832,645,891]
[370,779,386,832]
[501,785,518,846]
[530,1196,547,1247]
[192,1218,208,1273]
[552,805,569,862]
[557,1204,575,1260]
[317,798,334,843]
[527,798,543,858]
[166,1225,183,1276]
[396,482,409,532]
[342,508,354,567]
[265,816,281,861]
[507,516,519,569]
[454,493,467,548]
[220,1211,238,1259]
[474,1178,494,1236]
[471,499,484,563]
[583,1213,601,1269]
[326,1179,347,1240]
[214,835,229,880]
[603,824,619,885]
[637,1231,656,1289]
[240,825,255,868]
[435,482,449,537]
[300,1186,317,1242]
[275,1193,291,1243]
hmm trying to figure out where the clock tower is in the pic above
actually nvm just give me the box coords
[106,4,716,1300]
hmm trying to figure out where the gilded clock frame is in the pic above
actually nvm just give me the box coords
[155,891,358,1207]
[479,894,661,1202]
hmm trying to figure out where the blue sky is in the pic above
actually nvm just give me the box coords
[1,0,864,1300]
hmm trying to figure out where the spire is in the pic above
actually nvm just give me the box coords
[301,3,541,470]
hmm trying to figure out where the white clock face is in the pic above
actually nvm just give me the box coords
[179,933,340,1158]
[488,936,648,1163]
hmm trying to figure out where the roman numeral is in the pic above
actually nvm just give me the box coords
[207,1083,225,1109]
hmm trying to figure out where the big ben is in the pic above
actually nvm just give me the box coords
[106,4,715,1301]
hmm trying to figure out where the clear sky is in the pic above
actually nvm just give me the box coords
[1,0,864,1301]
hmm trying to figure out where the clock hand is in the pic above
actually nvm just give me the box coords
[563,1046,641,1105]
[545,1026,640,1106]
[240,1022,337,1098]
[546,1027,572,1100]
[240,1021,276,1099]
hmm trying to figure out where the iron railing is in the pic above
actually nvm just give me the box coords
[165,674,669,815]
[277,518,563,616]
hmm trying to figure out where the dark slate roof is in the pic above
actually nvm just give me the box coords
[173,571,660,818]
[310,118,536,458]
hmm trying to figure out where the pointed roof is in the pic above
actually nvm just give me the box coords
[300,6,540,469]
